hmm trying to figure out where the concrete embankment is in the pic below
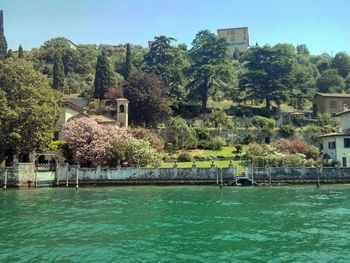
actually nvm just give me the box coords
[2,163,350,188]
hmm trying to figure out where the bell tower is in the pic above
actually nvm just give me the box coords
[116,98,129,128]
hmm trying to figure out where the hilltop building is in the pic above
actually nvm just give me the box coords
[217,27,249,55]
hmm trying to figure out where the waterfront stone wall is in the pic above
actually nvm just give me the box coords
[250,167,350,184]
[56,164,237,185]
[2,163,350,188]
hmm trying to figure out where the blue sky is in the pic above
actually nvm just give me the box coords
[2,0,350,55]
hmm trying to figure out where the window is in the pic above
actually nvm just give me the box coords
[344,138,350,148]
[119,105,125,113]
[328,141,336,149]
[330,101,337,109]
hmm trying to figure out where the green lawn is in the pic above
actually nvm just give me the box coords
[185,147,237,158]
[161,160,244,174]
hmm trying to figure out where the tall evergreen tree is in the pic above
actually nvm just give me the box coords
[0,10,8,59]
[6,49,12,58]
[53,52,65,89]
[18,44,24,58]
[94,50,112,100]
[124,43,132,80]
[119,43,132,80]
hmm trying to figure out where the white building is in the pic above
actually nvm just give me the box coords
[320,109,350,167]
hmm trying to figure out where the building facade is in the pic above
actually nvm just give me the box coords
[313,93,350,115]
[320,109,350,167]
[217,27,249,55]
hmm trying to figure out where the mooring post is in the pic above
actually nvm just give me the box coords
[317,165,322,188]
[268,165,271,187]
[251,166,254,186]
[220,168,223,188]
[3,169,7,190]
[76,165,80,190]
[34,165,38,188]
[65,163,69,187]
[55,163,59,187]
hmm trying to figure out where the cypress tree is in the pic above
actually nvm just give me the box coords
[94,50,112,100]
[6,49,12,58]
[18,44,24,58]
[53,52,65,89]
[0,10,8,59]
[124,43,132,80]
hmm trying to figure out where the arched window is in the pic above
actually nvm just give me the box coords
[119,105,125,113]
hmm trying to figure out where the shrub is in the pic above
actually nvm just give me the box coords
[291,139,309,154]
[105,138,162,167]
[279,125,295,138]
[241,133,257,145]
[64,117,130,167]
[166,116,197,150]
[245,143,264,158]
[272,138,293,153]
[131,128,165,152]
[193,154,206,161]
[177,152,192,162]
[252,116,275,134]
[194,127,211,141]
[204,109,234,129]
[210,136,226,150]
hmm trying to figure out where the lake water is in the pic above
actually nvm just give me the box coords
[1,185,350,262]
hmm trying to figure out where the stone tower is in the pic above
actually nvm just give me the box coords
[116,98,129,128]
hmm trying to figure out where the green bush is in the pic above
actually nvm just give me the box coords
[241,133,257,145]
[252,116,275,134]
[279,125,295,138]
[210,136,226,150]
[193,154,206,161]
[177,152,193,162]
[194,127,211,141]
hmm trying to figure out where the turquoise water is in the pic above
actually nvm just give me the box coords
[1,186,350,262]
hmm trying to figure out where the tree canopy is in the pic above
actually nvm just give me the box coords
[123,72,172,127]
[0,59,62,162]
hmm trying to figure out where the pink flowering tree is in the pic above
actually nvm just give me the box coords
[64,117,130,167]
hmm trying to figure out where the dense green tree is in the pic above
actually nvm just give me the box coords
[166,116,197,150]
[316,69,345,93]
[311,53,331,73]
[144,35,186,101]
[120,43,132,80]
[289,49,318,109]
[332,52,350,78]
[186,30,234,112]
[6,49,12,58]
[94,50,112,99]
[53,52,65,89]
[18,44,24,58]
[0,10,7,59]
[0,59,62,163]
[239,44,297,111]
[122,73,172,127]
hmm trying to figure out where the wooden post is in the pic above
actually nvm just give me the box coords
[55,163,59,187]
[76,165,79,190]
[34,165,38,188]
[65,163,69,187]
[268,165,271,187]
[251,166,254,186]
[216,167,219,186]
[3,170,7,190]
[220,168,223,188]
[317,165,322,188]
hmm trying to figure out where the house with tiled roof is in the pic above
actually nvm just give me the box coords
[313,93,350,115]
[320,108,350,167]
